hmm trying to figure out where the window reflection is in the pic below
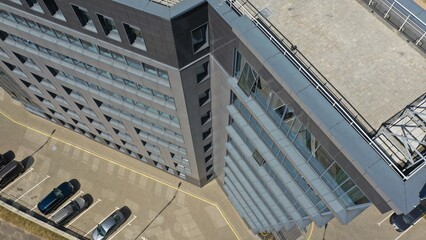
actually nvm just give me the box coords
[232,50,370,207]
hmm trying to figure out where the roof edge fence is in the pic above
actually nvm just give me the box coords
[225,0,422,180]
[364,0,426,53]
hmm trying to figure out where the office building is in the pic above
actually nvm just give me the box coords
[0,0,425,239]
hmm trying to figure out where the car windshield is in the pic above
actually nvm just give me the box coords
[96,225,106,236]
[402,214,414,224]
[70,201,80,211]
[53,188,63,198]
[113,214,121,222]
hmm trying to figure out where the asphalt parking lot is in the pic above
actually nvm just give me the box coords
[0,89,256,240]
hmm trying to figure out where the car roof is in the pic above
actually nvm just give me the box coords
[101,210,124,231]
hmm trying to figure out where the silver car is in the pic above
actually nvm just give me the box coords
[51,196,88,225]
[91,209,126,240]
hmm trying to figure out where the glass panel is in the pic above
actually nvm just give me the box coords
[326,163,349,187]
[346,187,369,205]
[237,62,257,96]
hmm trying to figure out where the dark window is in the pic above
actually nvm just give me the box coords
[206,164,213,172]
[191,23,208,53]
[205,154,212,163]
[72,5,92,27]
[202,128,211,140]
[42,0,59,15]
[201,111,211,125]
[123,23,146,50]
[25,0,37,7]
[97,14,117,37]
[198,89,210,106]
[3,61,16,71]
[252,149,265,166]
[0,30,9,41]
[196,61,209,83]
[203,142,212,153]
[13,52,28,63]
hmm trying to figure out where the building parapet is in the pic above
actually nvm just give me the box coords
[225,0,423,180]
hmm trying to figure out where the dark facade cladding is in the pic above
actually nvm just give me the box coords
[0,0,424,239]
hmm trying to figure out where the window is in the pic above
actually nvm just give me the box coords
[97,14,120,41]
[205,154,212,163]
[202,128,212,140]
[25,0,44,13]
[42,0,64,20]
[198,89,210,106]
[72,5,96,32]
[206,164,213,172]
[9,0,22,5]
[203,142,212,153]
[252,149,266,166]
[191,23,209,53]
[201,111,211,125]
[123,23,146,51]
[196,61,209,83]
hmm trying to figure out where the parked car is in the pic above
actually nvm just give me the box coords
[0,150,15,169]
[51,196,89,225]
[0,160,25,188]
[91,209,126,240]
[38,181,75,215]
[390,202,426,232]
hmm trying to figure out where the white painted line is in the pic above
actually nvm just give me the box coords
[0,168,34,193]
[83,207,119,237]
[394,218,422,240]
[65,198,101,227]
[48,191,83,219]
[377,212,394,226]
[30,204,38,211]
[110,215,137,240]
[14,175,50,203]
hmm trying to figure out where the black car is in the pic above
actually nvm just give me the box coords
[38,181,75,215]
[0,150,15,169]
[390,202,426,232]
[0,160,25,188]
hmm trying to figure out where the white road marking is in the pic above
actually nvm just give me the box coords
[83,207,119,237]
[14,175,50,202]
[0,168,34,193]
[65,198,102,227]
[110,215,137,239]
[48,191,83,219]
[377,211,394,226]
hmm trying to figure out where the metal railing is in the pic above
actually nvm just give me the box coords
[366,0,426,51]
[225,0,412,180]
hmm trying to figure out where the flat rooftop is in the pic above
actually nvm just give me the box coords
[149,0,183,7]
[248,0,426,130]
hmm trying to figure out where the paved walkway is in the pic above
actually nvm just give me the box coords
[0,218,40,240]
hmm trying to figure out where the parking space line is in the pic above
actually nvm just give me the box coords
[394,218,422,240]
[110,215,137,239]
[14,175,50,203]
[0,168,34,193]
[0,111,243,240]
[66,198,102,227]
[377,211,394,226]
[83,207,119,237]
[30,203,39,211]
[48,191,83,219]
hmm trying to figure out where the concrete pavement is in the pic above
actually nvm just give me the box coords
[0,88,257,240]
